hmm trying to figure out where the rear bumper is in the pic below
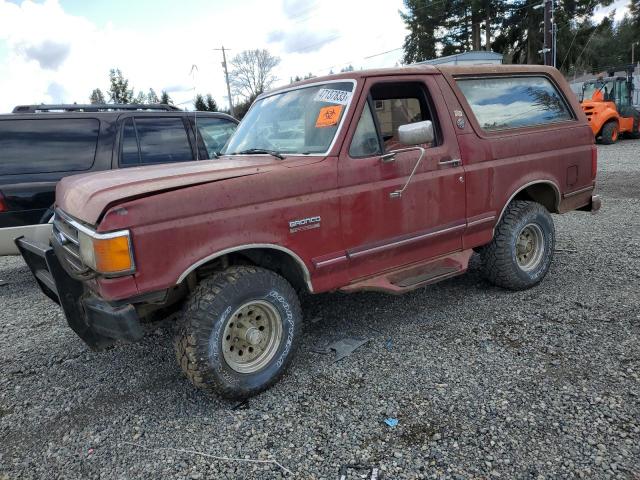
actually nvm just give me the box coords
[15,236,143,350]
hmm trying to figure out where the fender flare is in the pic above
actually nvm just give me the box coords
[176,243,314,292]
[495,179,561,230]
[597,113,620,134]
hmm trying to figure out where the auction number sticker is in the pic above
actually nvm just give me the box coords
[316,105,343,128]
[314,88,351,105]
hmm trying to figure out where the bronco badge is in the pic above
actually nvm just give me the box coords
[289,216,321,233]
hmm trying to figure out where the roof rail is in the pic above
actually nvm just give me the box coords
[12,104,181,113]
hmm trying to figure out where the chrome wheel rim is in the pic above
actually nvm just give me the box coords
[516,223,545,271]
[222,300,282,374]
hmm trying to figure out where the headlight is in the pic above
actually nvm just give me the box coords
[78,229,135,275]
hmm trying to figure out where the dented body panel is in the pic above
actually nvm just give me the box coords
[47,65,597,305]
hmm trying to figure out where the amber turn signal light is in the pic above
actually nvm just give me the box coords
[78,230,134,275]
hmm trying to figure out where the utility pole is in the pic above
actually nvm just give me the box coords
[537,0,554,66]
[214,46,234,117]
[551,0,557,68]
[543,0,552,66]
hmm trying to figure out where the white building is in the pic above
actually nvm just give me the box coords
[413,51,504,67]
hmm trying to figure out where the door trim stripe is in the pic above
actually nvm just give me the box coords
[347,221,466,260]
[313,255,348,269]
[563,185,594,198]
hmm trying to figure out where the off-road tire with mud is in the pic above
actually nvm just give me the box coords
[480,200,555,291]
[175,266,302,399]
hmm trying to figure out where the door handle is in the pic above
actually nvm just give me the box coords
[380,153,396,163]
[438,158,461,167]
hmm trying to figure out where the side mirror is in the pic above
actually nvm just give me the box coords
[397,120,434,146]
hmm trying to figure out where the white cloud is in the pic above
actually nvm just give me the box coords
[0,0,409,113]
[593,0,630,23]
[19,40,71,70]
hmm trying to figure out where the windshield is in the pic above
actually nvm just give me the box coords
[582,79,611,101]
[223,81,355,155]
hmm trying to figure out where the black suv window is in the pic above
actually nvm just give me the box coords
[0,118,99,175]
[120,117,194,166]
[195,117,237,159]
[121,118,139,165]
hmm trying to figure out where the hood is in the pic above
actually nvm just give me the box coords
[57,156,278,225]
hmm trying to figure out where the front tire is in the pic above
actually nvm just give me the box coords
[600,121,619,144]
[175,266,302,399]
[480,201,555,290]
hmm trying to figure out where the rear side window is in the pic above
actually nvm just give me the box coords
[120,117,194,166]
[0,119,99,175]
[121,118,140,165]
[456,76,573,131]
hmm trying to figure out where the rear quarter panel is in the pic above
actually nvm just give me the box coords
[437,67,594,249]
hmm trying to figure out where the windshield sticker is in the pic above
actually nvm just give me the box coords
[316,105,343,128]
[314,88,351,105]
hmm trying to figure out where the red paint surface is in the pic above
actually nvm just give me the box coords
[55,65,596,301]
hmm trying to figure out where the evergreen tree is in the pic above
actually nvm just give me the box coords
[89,88,105,104]
[147,88,159,103]
[133,91,146,104]
[233,92,259,120]
[402,0,616,68]
[160,90,172,105]
[632,0,640,31]
[401,0,449,63]
[108,68,133,104]
[205,94,217,111]
[194,94,207,111]
[194,94,219,111]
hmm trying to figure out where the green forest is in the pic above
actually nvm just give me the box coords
[402,0,640,74]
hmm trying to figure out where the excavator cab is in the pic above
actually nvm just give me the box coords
[580,67,640,144]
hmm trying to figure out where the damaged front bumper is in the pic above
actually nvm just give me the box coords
[15,236,143,350]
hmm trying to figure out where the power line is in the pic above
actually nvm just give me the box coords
[364,47,404,60]
[572,23,601,69]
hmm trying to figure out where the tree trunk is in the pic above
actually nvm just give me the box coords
[472,19,481,50]
[485,10,491,51]
[526,6,537,64]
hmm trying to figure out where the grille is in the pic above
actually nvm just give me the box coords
[52,210,88,274]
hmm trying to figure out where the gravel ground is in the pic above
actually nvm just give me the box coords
[1,141,639,480]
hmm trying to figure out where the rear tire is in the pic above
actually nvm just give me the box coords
[480,201,555,290]
[600,121,619,144]
[175,266,302,399]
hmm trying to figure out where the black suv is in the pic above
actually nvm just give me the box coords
[0,104,238,255]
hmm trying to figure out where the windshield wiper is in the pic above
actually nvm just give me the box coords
[235,148,285,160]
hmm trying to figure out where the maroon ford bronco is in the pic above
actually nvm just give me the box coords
[18,65,601,398]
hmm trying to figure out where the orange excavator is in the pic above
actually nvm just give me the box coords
[580,65,640,144]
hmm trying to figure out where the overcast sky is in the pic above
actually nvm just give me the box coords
[0,0,630,114]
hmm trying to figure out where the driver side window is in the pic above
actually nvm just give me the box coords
[349,102,382,158]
